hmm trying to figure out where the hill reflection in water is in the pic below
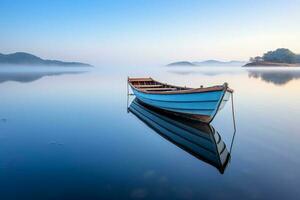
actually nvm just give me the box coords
[167,66,300,86]
[247,69,300,85]
[0,71,87,84]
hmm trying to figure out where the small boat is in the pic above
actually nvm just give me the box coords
[128,77,233,123]
[128,99,231,174]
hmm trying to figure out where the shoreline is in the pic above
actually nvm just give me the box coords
[243,61,300,67]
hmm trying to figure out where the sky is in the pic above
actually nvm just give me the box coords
[0,0,300,66]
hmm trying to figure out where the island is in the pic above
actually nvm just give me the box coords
[244,48,300,67]
[0,52,92,67]
[167,60,246,67]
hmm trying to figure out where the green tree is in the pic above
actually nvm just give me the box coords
[263,48,296,63]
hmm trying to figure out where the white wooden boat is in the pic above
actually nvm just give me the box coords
[128,99,231,173]
[128,77,233,123]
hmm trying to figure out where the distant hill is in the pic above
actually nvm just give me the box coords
[167,61,196,66]
[0,52,92,67]
[167,60,246,67]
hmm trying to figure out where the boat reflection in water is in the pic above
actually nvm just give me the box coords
[128,98,232,174]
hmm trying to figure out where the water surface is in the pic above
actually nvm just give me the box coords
[0,66,299,200]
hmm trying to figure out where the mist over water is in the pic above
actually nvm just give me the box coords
[0,65,299,199]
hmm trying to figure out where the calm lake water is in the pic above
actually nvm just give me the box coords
[0,66,299,200]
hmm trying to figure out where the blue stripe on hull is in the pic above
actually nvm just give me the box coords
[132,89,224,102]
[136,96,218,110]
[131,87,227,118]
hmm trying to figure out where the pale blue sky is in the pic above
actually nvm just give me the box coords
[1,0,299,66]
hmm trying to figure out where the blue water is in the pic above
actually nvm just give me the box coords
[0,66,299,199]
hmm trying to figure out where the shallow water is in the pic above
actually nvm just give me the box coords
[0,66,299,200]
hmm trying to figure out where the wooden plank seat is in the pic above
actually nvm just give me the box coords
[134,84,163,88]
[143,88,178,91]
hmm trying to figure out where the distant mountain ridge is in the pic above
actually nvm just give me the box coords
[167,60,246,66]
[193,60,246,66]
[0,52,92,67]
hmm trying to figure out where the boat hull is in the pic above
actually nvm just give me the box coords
[130,87,231,123]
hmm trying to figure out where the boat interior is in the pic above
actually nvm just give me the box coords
[128,77,189,92]
[128,77,231,94]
